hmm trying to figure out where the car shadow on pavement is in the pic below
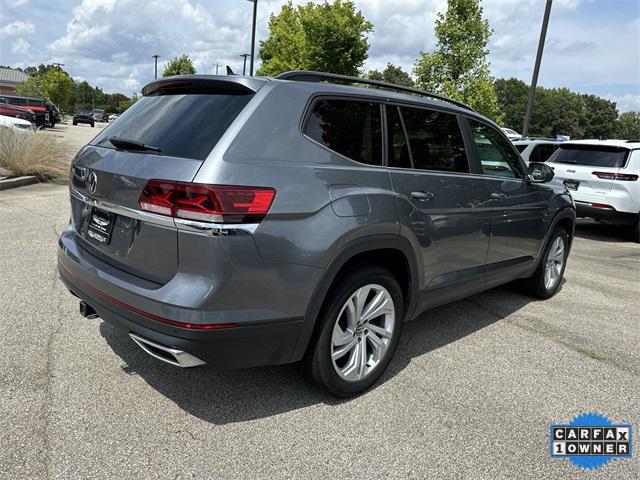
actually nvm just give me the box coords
[100,285,535,425]
[574,219,634,243]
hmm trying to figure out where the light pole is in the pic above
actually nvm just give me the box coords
[240,54,250,75]
[52,63,65,106]
[214,63,222,75]
[152,55,160,79]
[522,0,553,138]
[246,0,258,76]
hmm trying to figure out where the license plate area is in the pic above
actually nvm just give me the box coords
[563,180,579,191]
[86,208,115,245]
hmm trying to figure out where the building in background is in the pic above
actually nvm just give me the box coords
[0,67,28,94]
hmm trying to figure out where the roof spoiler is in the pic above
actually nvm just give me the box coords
[142,75,267,96]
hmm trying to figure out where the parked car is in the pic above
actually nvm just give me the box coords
[91,109,108,122]
[501,127,522,141]
[0,114,35,132]
[512,138,561,164]
[46,101,62,127]
[73,109,95,127]
[58,72,575,397]
[0,94,49,129]
[109,114,119,122]
[0,103,37,125]
[547,139,640,242]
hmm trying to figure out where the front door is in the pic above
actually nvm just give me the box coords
[465,119,551,276]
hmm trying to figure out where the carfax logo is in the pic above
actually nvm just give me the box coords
[550,412,633,470]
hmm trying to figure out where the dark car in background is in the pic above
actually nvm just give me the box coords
[46,101,62,127]
[73,109,95,127]
[58,72,575,397]
[0,94,49,129]
[0,103,37,126]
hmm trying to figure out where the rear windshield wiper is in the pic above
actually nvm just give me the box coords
[108,136,162,154]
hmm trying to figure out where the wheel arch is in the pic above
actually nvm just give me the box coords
[289,234,419,363]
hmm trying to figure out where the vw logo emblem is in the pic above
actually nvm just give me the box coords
[87,171,98,194]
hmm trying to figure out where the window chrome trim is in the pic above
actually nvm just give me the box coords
[69,187,258,236]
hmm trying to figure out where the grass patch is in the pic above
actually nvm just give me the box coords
[0,126,70,181]
[575,347,608,361]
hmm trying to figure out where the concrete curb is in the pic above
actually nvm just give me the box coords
[0,176,39,191]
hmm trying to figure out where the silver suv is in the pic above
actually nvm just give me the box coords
[58,71,575,396]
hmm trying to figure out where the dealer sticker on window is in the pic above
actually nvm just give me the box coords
[550,412,632,470]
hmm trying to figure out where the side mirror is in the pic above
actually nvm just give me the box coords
[528,162,555,183]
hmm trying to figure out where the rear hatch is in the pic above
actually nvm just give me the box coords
[69,78,260,284]
[548,144,629,195]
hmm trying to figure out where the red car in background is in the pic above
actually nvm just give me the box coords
[0,103,37,126]
[0,95,49,129]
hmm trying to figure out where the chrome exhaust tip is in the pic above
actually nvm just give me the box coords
[129,333,206,368]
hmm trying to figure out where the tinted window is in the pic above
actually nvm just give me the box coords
[548,145,627,167]
[401,107,468,173]
[531,144,557,163]
[515,144,528,153]
[387,106,411,169]
[91,93,253,161]
[305,99,382,165]
[469,120,523,178]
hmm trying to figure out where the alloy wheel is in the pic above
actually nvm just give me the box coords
[330,284,395,382]
[544,236,565,290]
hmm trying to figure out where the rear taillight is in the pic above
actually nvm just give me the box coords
[138,180,276,224]
[592,171,638,181]
[591,203,614,209]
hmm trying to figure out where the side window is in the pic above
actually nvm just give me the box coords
[400,107,469,173]
[529,145,541,163]
[537,144,557,162]
[386,106,411,169]
[468,119,524,179]
[304,99,382,166]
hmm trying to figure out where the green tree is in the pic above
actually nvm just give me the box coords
[257,0,373,77]
[162,54,196,77]
[42,68,73,108]
[494,77,528,131]
[581,94,618,139]
[365,63,414,87]
[616,111,640,140]
[413,0,501,121]
[15,75,44,97]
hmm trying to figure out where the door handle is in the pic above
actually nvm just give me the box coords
[490,192,507,200]
[410,191,434,201]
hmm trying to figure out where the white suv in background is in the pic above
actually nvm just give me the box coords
[500,127,522,140]
[513,138,561,164]
[547,140,640,242]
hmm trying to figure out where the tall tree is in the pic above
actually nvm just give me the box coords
[413,0,501,121]
[582,94,618,139]
[258,0,373,77]
[42,68,73,108]
[494,78,528,131]
[365,63,414,87]
[163,55,196,77]
[616,111,640,140]
[15,75,44,98]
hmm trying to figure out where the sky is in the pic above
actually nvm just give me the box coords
[0,0,638,111]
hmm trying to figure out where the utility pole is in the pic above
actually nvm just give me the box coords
[152,55,160,79]
[52,63,65,106]
[522,0,553,138]
[247,0,258,76]
[240,54,250,76]
[214,63,222,75]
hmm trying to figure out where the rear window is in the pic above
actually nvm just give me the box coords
[91,93,253,161]
[549,145,628,168]
[304,99,382,166]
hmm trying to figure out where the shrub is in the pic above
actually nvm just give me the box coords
[0,127,70,181]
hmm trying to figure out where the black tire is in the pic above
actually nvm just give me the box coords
[72,120,77,126]
[90,122,95,127]
[304,265,404,397]
[522,227,569,299]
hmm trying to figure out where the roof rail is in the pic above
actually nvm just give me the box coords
[275,70,475,112]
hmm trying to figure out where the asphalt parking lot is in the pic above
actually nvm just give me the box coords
[0,182,638,479]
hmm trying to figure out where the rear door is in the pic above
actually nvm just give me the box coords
[69,86,255,283]
[547,144,630,195]
[387,105,491,291]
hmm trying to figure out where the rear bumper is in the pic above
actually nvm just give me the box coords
[58,228,306,369]
[575,202,638,225]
